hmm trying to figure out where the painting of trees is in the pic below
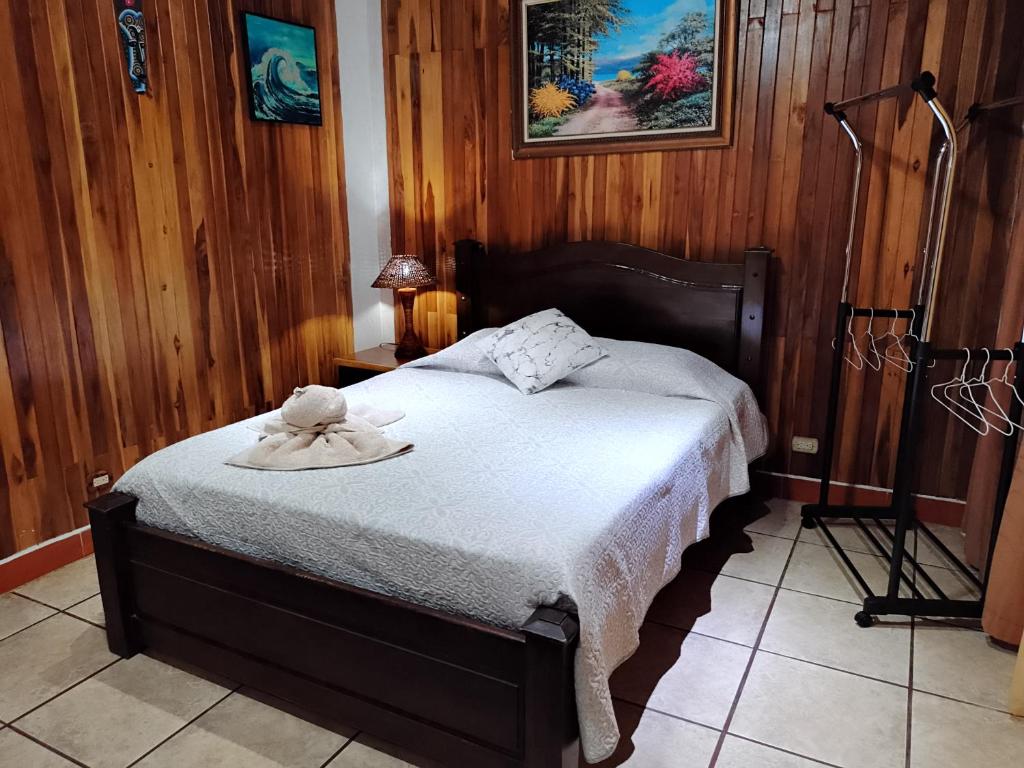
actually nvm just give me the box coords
[659,11,715,70]
[515,0,735,155]
[526,0,629,86]
[631,10,716,130]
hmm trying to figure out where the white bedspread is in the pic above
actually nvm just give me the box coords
[116,344,768,763]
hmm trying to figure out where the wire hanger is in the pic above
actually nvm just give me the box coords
[844,312,866,370]
[996,349,1024,406]
[985,349,1024,433]
[862,308,883,371]
[959,349,1015,436]
[931,349,990,436]
[881,311,914,372]
[902,308,934,369]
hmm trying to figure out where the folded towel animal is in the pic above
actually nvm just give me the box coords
[226,386,412,471]
[281,384,348,428]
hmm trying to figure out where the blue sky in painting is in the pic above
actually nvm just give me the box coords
[591,0,715,80]
[245,14,318,72]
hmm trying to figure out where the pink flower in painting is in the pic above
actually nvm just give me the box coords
[644,52,706,100]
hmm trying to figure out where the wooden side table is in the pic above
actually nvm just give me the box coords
[333,347,403,388]
[333,347,437,388]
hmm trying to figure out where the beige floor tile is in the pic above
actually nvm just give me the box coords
[719,531,794,585]
[0,593,56,640]
[781,541,908,604]
[802,519,973,571]
[136,690,349,768]
[745,498,804,540]
[0,728,77,767]
[18,654,229,768]
[15,556,100,609]
[585,699,719,768]
[730,652,907,768]
[911,691,1024,768]
[802,520,885,558]
[716,735,827,768]
[328,736,439,767]
[761,589,911,684]
[647,570,775,646]
[914,523,970,569]
[913,623,1018,712]
[0,613,116,721]
[610,623,751,729]
[915,563,980,602]
[797,522,979,603]
[67,594,105,627]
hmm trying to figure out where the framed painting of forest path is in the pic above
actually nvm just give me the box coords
[513,0,736,157]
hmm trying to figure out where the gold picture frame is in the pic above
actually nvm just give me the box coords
[512,0,737,158]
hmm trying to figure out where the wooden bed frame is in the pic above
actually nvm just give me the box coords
[87,240,770,768]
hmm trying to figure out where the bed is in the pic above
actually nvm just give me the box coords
[87,240,771,767]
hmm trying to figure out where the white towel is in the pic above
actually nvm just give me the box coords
[226,387,412,471]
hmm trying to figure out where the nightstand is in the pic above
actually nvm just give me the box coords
[333,347,404,387]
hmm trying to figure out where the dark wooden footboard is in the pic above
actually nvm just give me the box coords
[86,493,580,768]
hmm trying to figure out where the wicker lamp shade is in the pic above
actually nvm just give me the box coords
[372,254,434,360]
[372,254,436,290]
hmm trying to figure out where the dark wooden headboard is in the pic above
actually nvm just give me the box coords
[453,240,770,390]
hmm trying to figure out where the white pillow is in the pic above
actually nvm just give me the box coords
[400,329,502,377]
[476,309,607,394]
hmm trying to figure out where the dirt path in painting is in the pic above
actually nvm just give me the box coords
[554,85,639,135]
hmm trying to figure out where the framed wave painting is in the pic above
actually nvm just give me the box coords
[241,13,322,126]
[513,0,737,157]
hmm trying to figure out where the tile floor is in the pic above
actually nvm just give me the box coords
[0,497,1022,768]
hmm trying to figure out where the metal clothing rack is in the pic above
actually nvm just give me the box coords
[961,95,1024,129]
[801,73,1024,626]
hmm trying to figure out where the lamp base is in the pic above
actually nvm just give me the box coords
[395,288,427,361]
[395,341,427,361]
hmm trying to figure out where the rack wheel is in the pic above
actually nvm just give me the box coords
[801,517,818,530]
[855,611,875,628]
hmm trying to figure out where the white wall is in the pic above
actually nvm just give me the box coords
[336,0,394,349]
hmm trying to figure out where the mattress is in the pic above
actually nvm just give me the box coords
[117,340,768,762]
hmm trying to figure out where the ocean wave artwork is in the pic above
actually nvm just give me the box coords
[243,13,322,126]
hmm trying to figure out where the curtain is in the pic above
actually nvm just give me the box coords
[978,448,1024,645]
[962,126,1024,646]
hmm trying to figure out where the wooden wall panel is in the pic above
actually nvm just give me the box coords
[0,0,353,557]
[383,0,1024,499]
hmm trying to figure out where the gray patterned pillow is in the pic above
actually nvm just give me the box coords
[477,309,607,394]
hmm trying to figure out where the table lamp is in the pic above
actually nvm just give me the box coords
[372,254,436,359]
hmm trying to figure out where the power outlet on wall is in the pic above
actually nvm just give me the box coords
[791,436,819,455]
[91,472,111,490]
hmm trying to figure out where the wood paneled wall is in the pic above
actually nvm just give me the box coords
[0,0,353,557]
[382,0,1024,498]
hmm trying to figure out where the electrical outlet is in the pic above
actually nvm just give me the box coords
[91,472,111,489]
[791,436,819,455]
